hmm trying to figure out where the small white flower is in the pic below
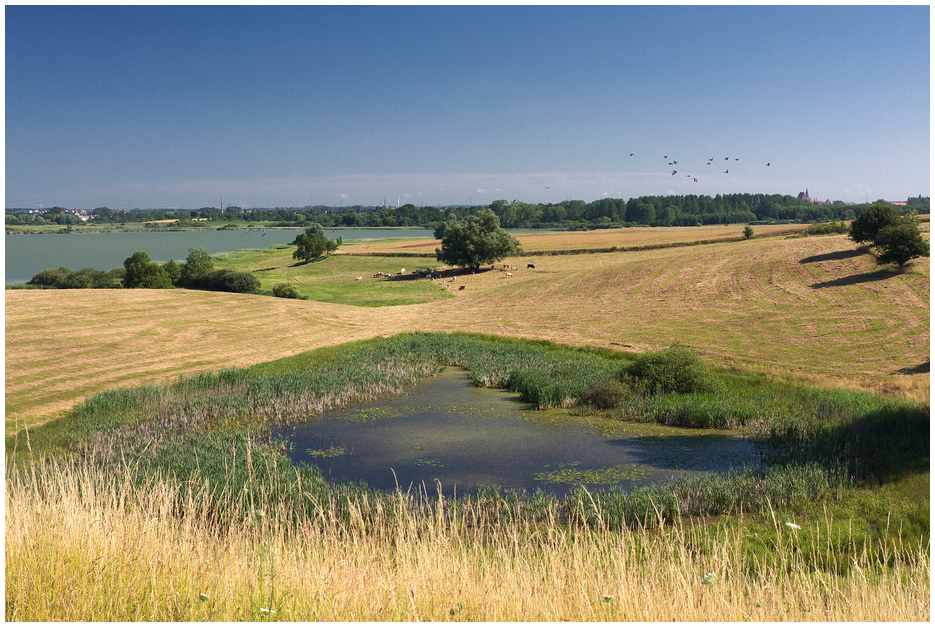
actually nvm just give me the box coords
[785,522,800,530]
[259,608,276,614]
[602,595,615,602]
[701,572,716,586]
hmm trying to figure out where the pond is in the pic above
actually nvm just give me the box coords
[277,368,760,498]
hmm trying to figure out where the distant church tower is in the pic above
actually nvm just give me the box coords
[797,188,811,202]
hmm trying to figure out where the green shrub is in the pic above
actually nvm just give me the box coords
[209,269,260,293]
[28,267,72,287]
[624,345,717,395]
[581,377,635,409]
[807,221,849,235]
[273,282,301,299]
[27,266,125,289]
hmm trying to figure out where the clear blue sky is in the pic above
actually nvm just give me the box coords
[5,5,930,209]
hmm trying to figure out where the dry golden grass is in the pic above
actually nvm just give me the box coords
[6,462,929,621]
[339,222,811,255]
[6,230,929,432]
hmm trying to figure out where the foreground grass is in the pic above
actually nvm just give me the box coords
[6,460,928,621]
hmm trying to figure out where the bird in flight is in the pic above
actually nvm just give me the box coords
[629,153,635,156]
[671,170,677,175]
[765,162,771,166]
[724,169,729,174]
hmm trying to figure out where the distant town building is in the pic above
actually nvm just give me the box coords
[795,189,829,205]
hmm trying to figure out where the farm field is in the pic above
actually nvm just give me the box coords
[5,227,928,433]
[337,221,812,255]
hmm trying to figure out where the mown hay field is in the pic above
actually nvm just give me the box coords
[338,222,812,255]
[5,228,929,433]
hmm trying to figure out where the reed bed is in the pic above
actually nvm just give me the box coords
[6,459,928,622]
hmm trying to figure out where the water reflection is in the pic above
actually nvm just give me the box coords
[277,368,760,497]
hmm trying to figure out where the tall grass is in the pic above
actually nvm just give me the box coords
[6,459,928,621]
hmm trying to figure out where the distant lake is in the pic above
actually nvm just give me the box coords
[4,228,434,283]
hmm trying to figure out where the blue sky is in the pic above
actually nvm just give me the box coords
[5,5,930,209]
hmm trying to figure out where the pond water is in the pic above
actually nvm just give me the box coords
[277,368,760,498]
[4,228,434,283]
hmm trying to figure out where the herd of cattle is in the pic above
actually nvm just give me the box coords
[360,263,537,291]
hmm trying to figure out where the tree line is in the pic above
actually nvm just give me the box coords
[7,194,929,231]
[26,248,260,293]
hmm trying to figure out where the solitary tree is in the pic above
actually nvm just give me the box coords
[849,204,900,245]
[849,205,929,267]
[434,209,522,271]
[293,223,339,263]
[873,214,930,267]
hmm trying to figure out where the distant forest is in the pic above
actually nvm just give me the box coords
[7,193,930,231]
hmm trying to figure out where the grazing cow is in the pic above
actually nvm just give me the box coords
[459,285,465,290]
[527,264,535,269]
[355,276,362,281]
[506,272,513,278]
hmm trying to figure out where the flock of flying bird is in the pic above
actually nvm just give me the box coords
[543,153,774,192]
[629,153,771,183]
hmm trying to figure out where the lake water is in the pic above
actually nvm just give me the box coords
[277,368,760,498]
[4,228,434,283]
